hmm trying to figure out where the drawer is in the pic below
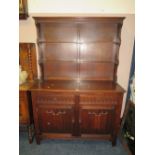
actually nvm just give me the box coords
[80,94,118,105]
[34,92,74,104]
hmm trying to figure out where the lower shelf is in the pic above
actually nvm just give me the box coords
[41,133,111,140]
[35,132,116,145]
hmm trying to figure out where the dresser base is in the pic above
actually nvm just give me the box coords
[35,133,117,146]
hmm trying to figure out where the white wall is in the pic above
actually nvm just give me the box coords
[28,0,134,14]
[19,0,135,117]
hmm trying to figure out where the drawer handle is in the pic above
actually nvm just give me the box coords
[72,119,75,123]
[46,110,66,115]
[60,111,66,115]
[100,112,108,115]
[47,122,51,125]
[55,111,66,115]
[53,97,57,101]
[88,112,108,116]
[46,110,54,114]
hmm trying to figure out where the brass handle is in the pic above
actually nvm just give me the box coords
[88,111,108,116]
[47,122,51,125]
[46,110,66,115]
[72,119,75,123]
[53,97,57,101]
[100,112,108,115]
[46,110,54,114]
[60,111,66,114]
[88,112,96,115]
[55,111,66,115]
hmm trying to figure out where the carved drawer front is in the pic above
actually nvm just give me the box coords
[38,105,74,133]
[80,105,115,134]
[35,93,74,105]
[80,94,117,105]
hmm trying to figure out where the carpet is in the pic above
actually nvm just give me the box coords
[19,132,128,155]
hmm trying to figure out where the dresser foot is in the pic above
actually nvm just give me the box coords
[112,136,117,146]
[112,140,116,146]
[28,125,33,144]
[36,135,41,145]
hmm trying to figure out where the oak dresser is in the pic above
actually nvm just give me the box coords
[31,17,125,146]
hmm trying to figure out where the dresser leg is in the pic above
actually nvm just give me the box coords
[112,135,117,146]
[36,135,40,145]
[28,125,33,144]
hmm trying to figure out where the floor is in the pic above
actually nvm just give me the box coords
[19,132,128,155]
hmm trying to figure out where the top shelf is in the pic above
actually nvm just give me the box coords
[34,17,125,24]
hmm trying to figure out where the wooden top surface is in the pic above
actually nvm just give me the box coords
[30,80,125,93]
[19,82,35,91]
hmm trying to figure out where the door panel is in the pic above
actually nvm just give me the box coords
[38,105,74,133]
[80,106,115,134]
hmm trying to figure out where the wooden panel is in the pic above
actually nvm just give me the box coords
[40,43,77,61]
[80,94,117,105]
[38,105,74,133]
[39,23,77,42]
[43,61,77,80]
[80,105,115,134]
[79,62,114,80]
[80,43,114,62]
[79,23,117,42]
[35,93,74,105]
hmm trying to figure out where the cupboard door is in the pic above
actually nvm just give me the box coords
[80,105,115,134]
[38,105,74,133]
